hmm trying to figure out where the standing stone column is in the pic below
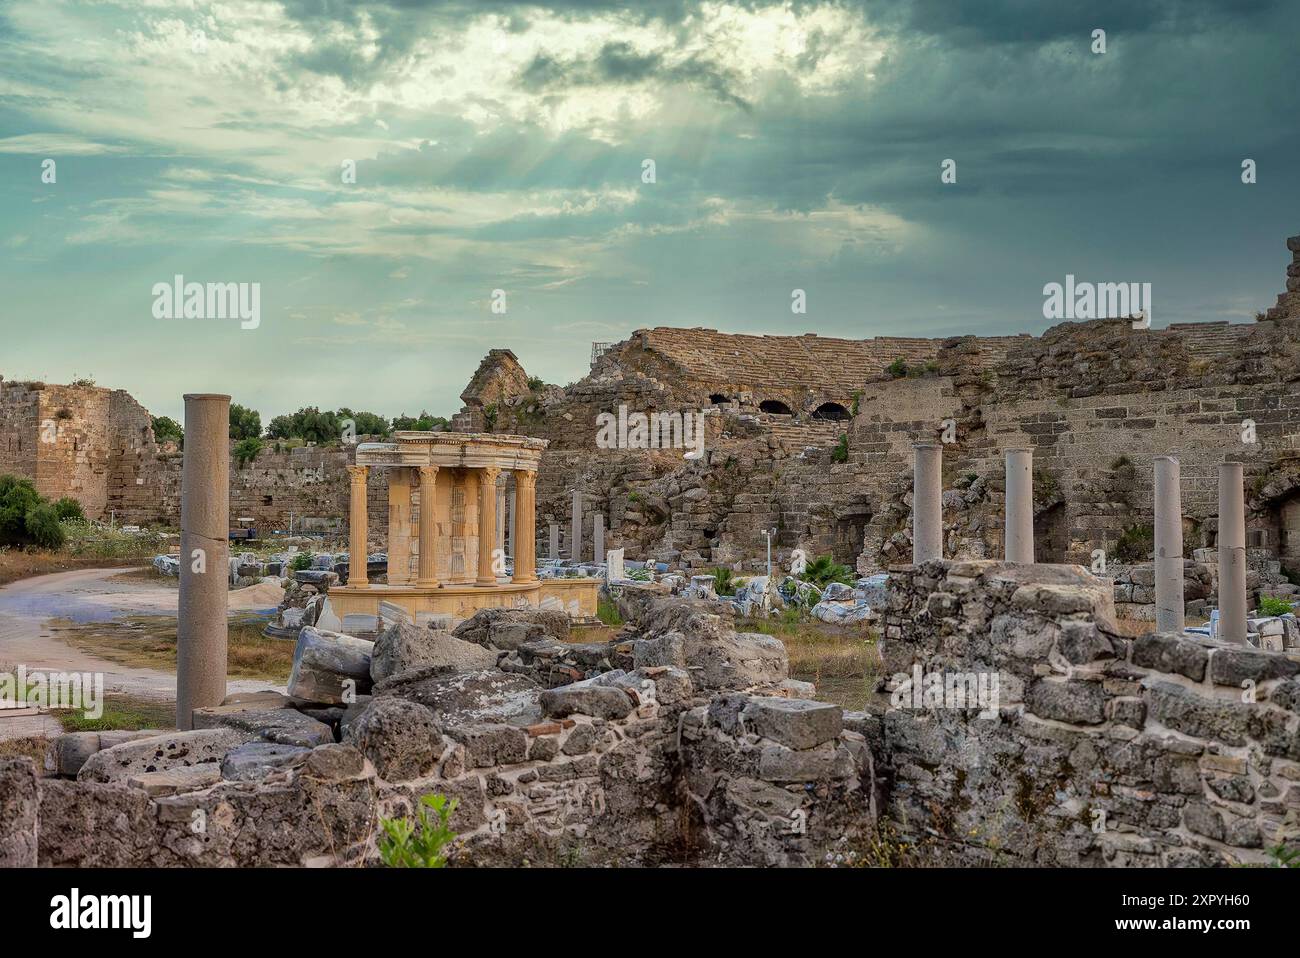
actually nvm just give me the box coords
[416,465,439,588]
[477,466,501,585]
[1154,456,1185,633]
[570,490,583,563]
[1004,447,1034,563]
[513,470,538,583]
[508,487,516,560]
[177,393,229,730]
[1218,462,1248,644]
[347,465,370,587]
[912,442,943,564]
[594,513,605,563]
[549,523,560,561]
[495,482,506,555]
[387,468,413,585]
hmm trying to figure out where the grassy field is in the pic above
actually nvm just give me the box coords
[51,613,294,683]
[737,614,882,711]
[54,694,176,732]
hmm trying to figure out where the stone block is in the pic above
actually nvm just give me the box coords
[741,696,843,749]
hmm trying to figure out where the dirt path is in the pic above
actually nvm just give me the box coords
[0,567,287,739]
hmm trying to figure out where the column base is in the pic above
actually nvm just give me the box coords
[475,578,497,588]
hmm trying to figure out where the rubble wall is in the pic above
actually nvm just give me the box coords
[880,560,1300,866]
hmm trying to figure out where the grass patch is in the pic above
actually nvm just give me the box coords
[596,597,623,626]
[737,615,881,711]
[54,694,175,732]
[51,613,293,683]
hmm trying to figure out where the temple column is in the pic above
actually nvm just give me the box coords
[477,466,501,586]
[496,482,507,556]
[514,469,538,583]
[1004,447,1034,563]
[1154,456,1185,633]
[508,487,517,559]
[594,513,605,564]
[416,465,439,588]
[347,464,370,587]
[549,523,559,560]
[570,490,582,562]
[1218,462,1248,644]
[912,442,943,563]
[177,393,229,730]
[387,467,413,585]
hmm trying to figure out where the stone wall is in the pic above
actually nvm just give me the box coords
[880,560,1300,866]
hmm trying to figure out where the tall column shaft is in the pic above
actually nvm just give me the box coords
[417,465,440,587]
[1218,462,1248,644]
[387,467,412,585]
[570,490,582,562]
[549,523,559,560]
[594,513,605,563]
[347,465,370,587]
[477,467,501,585]
[496,484,506,554]
[514,470,537,583]
[1154,456,1185,633]
[177,393,229,730]
[1004,447,1035,563]
[508,488,516,557]
[912,442,943,563]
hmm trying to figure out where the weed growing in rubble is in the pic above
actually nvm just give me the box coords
[289,552,314,572]
[709,566,737,595]
[378,793,459,868]
[1257,596,1294,617]
[831,434,848,463]
[1114,522,1154,562]
[800,555,854,588]
[597,597,623,626]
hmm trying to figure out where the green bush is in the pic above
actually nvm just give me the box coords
[885,358,908,378]
[52,497,85,521]
[23,503,65,549]
[151,415,183,445]
[378,793,458,868]
[801,555,854,588]
[289,552,314,572]
[1114,523,1154,563]
[1257,596,1294,617]
[233,437,264,467]
[708,566,738,596]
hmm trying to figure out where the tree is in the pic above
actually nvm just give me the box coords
[266,407,341,443]
[336,408,390,438]
[392,412,449,431]
[229,403,262,440]
[234,437,264,467]
[152,415,183,445]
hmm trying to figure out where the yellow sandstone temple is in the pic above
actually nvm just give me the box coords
[328,432,598,623]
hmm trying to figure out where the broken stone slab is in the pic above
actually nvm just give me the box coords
[452,607,571,650]
[287,626,374,705]
[444,723,529,768]
[1132,632,1209,681]
[192,705,335,748]
[77,728,252,784]
[127,765,221,797]
[757,743,856,783]
[370,621,499,683]
[1208,646,1300,686]
[633,632,686,669]
[540,683,635,720]
[220,690,293,709]
[1026,678,1106,725]
[741,697,843,750]
[374,667,542,726]
[343,697,443,782]
[220,741,312,782]
[299,743,367,782]
[46,730,163,777]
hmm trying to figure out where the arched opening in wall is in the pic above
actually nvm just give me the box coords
[1272,491,1300,574]
[832,504,872,566]
[811,402,851,422]
[1034,502,1068,563]
[709,394,730,405]
[759,399,793,415]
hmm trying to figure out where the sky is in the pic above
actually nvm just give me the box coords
[1,0,1297,423]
